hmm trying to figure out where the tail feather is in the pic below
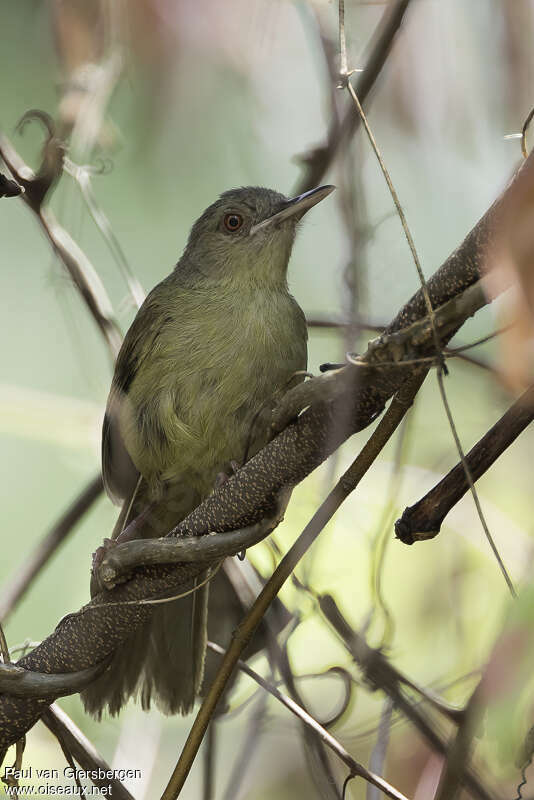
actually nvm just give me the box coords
[81,619,152,718]
[141,575,209,715]
[84,480,210,718]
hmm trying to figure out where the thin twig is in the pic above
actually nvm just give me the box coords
[207,643,411,800]
[341,24,512,596]
[64,158,145,310]
[339,0,348,79]
[435,370,516,596]
[295,0,414,194]
[521,106,534,159]
[344,74,443,367]
[307,316,498,374]
[220,679,269,800]
[366,699,394,800]
[0,128,122,360]
[2,150,530,750]
[42,704,135,799]
[367,409,413,646]
[273,281,487,433]
[318,594,498,800]
[271,622,342,799]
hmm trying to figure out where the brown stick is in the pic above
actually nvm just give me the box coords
[395,383,534,544]
[0,124,122,360]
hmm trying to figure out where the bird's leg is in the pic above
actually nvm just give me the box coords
[90,500,158,596]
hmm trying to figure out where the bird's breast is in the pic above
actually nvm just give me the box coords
[128,287,307,498]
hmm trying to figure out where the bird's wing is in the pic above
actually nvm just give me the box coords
[102,396,138,505]
[102,285,166,505]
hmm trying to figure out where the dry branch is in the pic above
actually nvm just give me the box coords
[42,704,134,800]
[0,119,122,360]
[161,371,425,799]
[206,642,410,800]
[396,382,534,543]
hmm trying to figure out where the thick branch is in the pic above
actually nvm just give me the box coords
[396,383,534,543]
[273,282,487,432]
[95,513,282,591]
[0,560,207,749]
[161,373,425,798]
[0,661,108,698]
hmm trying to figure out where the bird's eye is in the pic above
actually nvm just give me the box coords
[223,213,244,232]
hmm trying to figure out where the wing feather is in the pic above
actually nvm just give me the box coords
[101,284,169,504]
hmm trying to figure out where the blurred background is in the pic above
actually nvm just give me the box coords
[1,1,534,797]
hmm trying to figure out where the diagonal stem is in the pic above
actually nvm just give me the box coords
[160,371,426,799]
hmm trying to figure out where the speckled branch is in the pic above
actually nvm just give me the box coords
[0,151,532,753]
[0,560,208,751]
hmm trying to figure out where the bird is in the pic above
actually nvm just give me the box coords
[82,183,335,718]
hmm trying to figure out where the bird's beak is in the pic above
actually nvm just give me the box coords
[249,185,335,236]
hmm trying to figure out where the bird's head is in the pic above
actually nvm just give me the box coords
[178,185,335,289]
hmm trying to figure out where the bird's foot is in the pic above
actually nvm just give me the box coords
[214,460,241,488]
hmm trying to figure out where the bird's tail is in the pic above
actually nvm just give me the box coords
[82,482,209,717]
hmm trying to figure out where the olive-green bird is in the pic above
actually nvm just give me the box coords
[83,184,334,718]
